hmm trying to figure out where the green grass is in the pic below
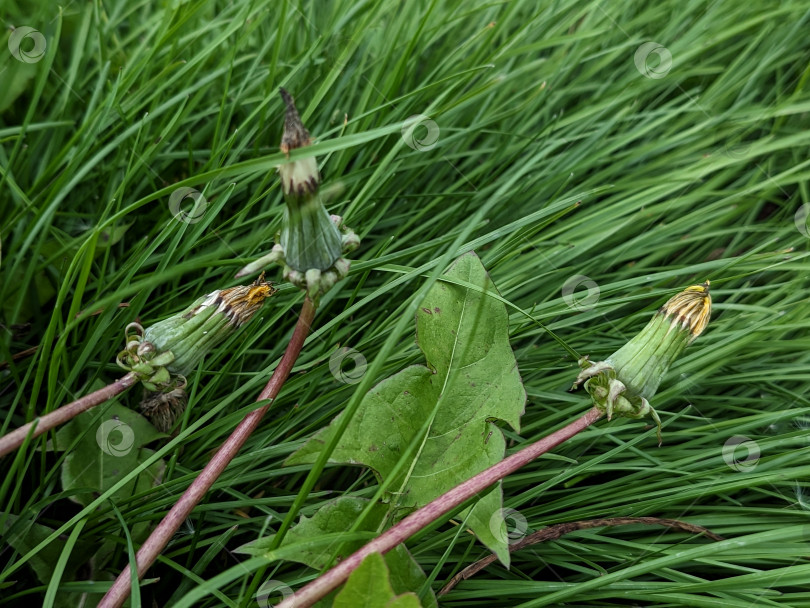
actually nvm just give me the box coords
[2,0,810,606]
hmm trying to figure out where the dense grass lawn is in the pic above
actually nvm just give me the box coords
[2,0,810,606]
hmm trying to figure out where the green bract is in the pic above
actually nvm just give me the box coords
[572,282,712,443]
[280,194,343,273]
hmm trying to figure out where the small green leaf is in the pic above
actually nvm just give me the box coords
[55,401,166,507]
[95,223,132,251]
[1,512,94,586]
[333,552,423,608]
[385,595,423,608]
[0,60,36,113]
[288,252,526,565]
[2,269,57,323]
[238,497,436,608]
[52,399,165,452]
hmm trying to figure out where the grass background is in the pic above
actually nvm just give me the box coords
[2,0,810,605]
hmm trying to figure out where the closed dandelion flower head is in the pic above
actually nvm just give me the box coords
[236,89,360,300]
[572,281,713,443]
[118,276,276,384]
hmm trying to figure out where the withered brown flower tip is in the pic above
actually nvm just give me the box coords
[280,87,312,153]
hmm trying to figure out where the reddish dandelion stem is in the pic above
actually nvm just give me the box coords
[0,372,139,458]
[278,406,604,608]
[99,298,317,608]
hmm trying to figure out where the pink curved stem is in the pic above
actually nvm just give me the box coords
[0,372,138,458]
[279,406,604,607]
[99,298,316,608]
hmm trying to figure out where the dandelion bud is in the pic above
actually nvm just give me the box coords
[277,88,343,275]
[236,89,359,299]
[144,279,275,375]
[572,282,712,443]
[118,277,275,388]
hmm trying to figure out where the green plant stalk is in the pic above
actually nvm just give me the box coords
[0,372,138,458]
[276,406,604,608]
[98,298,317,608]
